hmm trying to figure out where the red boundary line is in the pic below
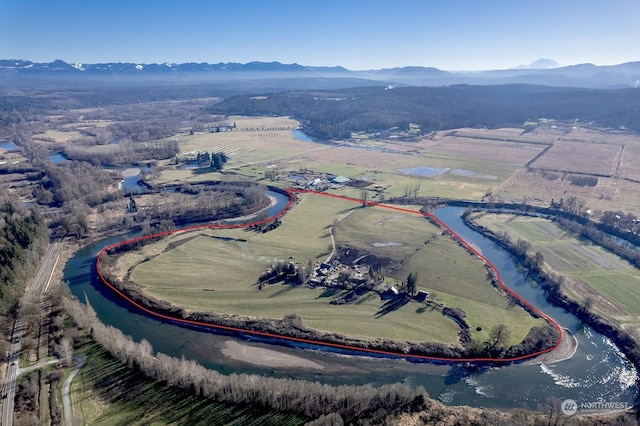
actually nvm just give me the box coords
[95,188,563,363]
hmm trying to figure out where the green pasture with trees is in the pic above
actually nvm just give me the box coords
[120,194,545,346]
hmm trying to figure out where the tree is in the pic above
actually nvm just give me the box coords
[515,239,530,257]
[60,337,73,367]
[406,272,418,297]
[412,181,421,199]
[486,324,511,351]
[533,251,544,269]
[360,190,368,207]
[212,153,223,170]
[582,296,593,315]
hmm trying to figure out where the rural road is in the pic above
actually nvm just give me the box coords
[1,241,61,426]
[62,354,86,426]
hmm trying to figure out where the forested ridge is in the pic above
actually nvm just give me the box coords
[209,85,640,139]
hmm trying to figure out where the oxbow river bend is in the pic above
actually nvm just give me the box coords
[64,190,638,410]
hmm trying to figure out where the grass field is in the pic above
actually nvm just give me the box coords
[470,213,640,323]
[333,207,545,344]
[121,194,545,346]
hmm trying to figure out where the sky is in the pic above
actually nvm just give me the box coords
[1,0,638,71]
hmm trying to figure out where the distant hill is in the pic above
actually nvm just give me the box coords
[1,58,639,89]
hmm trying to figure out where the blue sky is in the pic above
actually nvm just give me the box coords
[1,0,638,70]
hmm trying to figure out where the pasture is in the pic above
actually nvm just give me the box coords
[334,207,545,344]
[121,193,545,346]
[470,213,640,323]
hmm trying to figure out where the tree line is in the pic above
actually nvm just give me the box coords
[63,297,429,424]
[64,139,180,165]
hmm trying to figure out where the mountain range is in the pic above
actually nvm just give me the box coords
[1,58,639,89]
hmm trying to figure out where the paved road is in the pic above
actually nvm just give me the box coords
[62,354,86,426]
[1,242,60,426]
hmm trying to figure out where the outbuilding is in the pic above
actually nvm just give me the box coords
[415,290,430,302]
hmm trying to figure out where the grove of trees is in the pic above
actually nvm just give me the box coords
[0,197,48,343]
[209,85,640,140]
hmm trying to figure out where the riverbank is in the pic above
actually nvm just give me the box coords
[95,190,562,364]
[524,327,578,365]
[462,210,640,394]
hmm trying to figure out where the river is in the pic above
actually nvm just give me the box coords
[63,193,638,410]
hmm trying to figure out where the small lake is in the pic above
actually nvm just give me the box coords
[48,152,68,164]
[0,140,19,151]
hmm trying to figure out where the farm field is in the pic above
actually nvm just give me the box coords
[155,117,537,203]
[152,116,640,217]
[530,140,621,176]
[469,213,640,340]
[171,116,320,165]
[119,193,544,346]
[617,144,640,182]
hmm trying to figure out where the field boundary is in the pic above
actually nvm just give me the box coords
[94,188,563,364]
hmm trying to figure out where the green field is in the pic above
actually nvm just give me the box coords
[123,194,545,345]
[333,207,544,344]
[471,213,640,319]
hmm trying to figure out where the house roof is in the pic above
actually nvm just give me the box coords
[332,176,350,183]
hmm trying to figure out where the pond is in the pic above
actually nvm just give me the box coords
[48,152,68,164]
[0,140,19,151]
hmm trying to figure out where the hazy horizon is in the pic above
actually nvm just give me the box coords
[1,0,638,71]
